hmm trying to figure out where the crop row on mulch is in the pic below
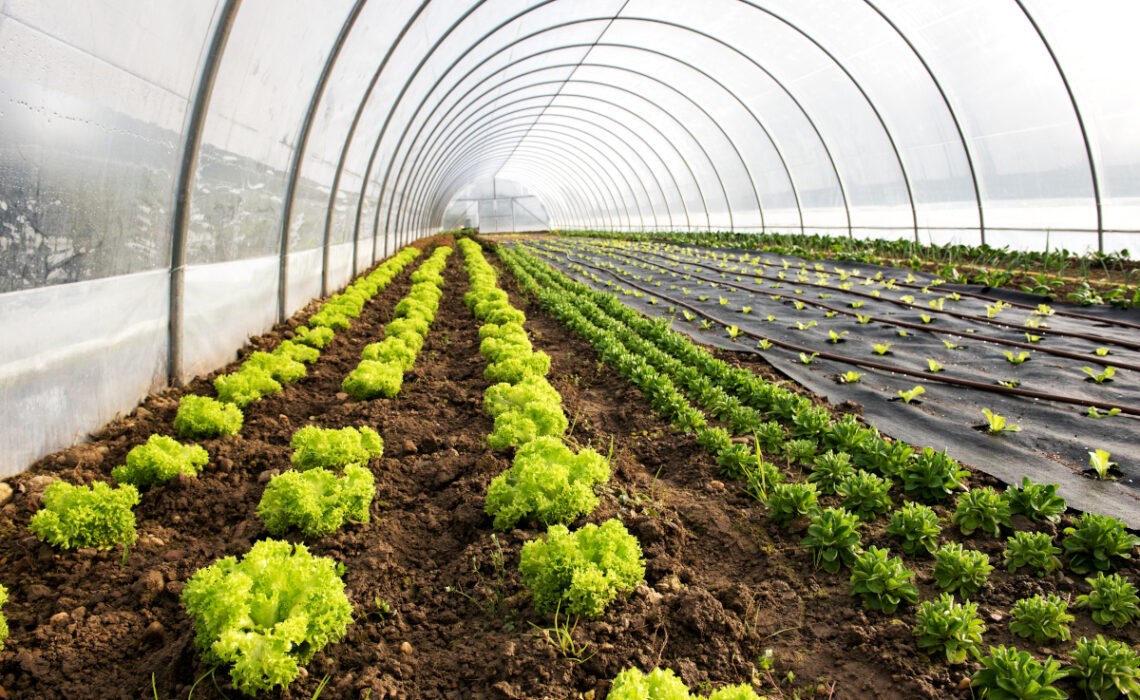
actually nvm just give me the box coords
[0,235,1135,699]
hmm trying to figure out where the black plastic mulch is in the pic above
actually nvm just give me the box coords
[524,237,1140,526]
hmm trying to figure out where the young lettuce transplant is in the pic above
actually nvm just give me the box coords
[1076,572,1140,628]
[885,502,942,556]
[342,359,404,400]
[912,594,986,663]
[1062,512,1140,574]
[519,519,645,619]
[485,436,610,530]
[174,394,243,439]
[257,465,374,537]
[30,480,139,550]
[272,339,320,365]
[1009,594,1074,645]
[181,539,353,696]
[242,350,306,383]
[214,366,282,408]
[971,646,1067,700]
[484,375,568,450]
[849,546,919,613]
[112,434,208,489]
[608,666,762,700]
[1070,635,1140,700]
[933,543,993,597]
[1004,477,1066,524]
[289,425,384,472]
[0,583,8,651]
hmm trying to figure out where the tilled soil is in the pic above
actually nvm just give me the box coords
[0,236,1135,700]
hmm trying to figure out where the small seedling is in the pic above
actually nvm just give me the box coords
[929,298,945,310]
[897,386,925,404]
[898,330,911,337]
[799,352,819,365]
[756,339,773,350]
[1095,347,1110,356]
[850,301,864,308]
[1082,366,1116,383]
[982,408,1021,433]
[828,330,848,344]
[740,305,752,314]
[793,301,806,310]
[794,320,817,331]
[919,314,934,324]
[901,295,916,305]
[681,310,696,321]
[698,295,709,302]
[856,315,872,324]
[943,340,964,350]
[726,325,742,339]
[1025,316,1045,329]
[1024,333,1042,343]
[839,371,863,384]
[927,360,943,372]
[1086,406,1120,418]
[1088,449,1117,480]
[825,310,838,317]
[765,314,776,322]
[718,296,729,306]
[872,343,893,355]
[997,379,1020,388]
[1003,350,1031,364]
[1034,304,1054,316]
[699,319,712,330]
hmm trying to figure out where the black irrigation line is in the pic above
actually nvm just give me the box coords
[518,244,1140,417]
[557,249,1140,375]
[567,240,1140,353]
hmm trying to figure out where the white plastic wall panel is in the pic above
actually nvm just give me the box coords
[0,271,168,477]
[181,257,278,382]
[285,247,323,316]
[327,242,357,296]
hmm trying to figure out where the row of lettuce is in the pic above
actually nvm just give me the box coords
[497,242,1140,699]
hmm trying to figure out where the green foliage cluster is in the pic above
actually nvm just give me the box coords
[342,360,404,400]
[1071,635,1140,699]
[294,325,334,349]
[307,246,420,334]
[952,487,1012,536]
[885,502,942,556]
[243,351,306,383]
[761,481,818,526]
[181,540,353,695]
[933,543,993,596]
[854,436,913,478]
[289,425,384,471]
[608,666,761,700]
[1076,572,1140,628]
[112,434,208,489]
[485,436,610,530]
[971,645,1067,700]
[484,375,568,450]
[835,469,893,521]
[519,519,644,618]
[802,506,862,573]
[1062,512,1140,574]
[214,366,283,407]
[912,593,986,663]
[808,450,855,494]
[901,447,968,503]
[849,546,919,612]
[1002,531,1062,577]
[1009,594,1074,645]
[272,339,320,365]
[257,465,374,537]
[174,394,243,439]
[1005,478,1066,523]
[0,583,8,651]
[29,480,139,549]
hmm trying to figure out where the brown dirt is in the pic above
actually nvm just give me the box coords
[0,236,1135,700]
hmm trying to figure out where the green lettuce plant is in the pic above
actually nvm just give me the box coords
[885,502,942,556]
[608,666,762,700]
[854,436,914,478]
[848,546,918,612]
[181,540,353,695]
[1002,531,1062,577]
[29,481,139,549]
[272,339,319,365]
[971,646,1066,700]
[900,447,968,503]
[294,325,334,349]
[112,434,208,489]
[361,337,417,371]
[807,450,855,494]
[1009,594,1073,645]
[761,481,819,526]
[1070,635,1140,700]
[952,487,1012,536]
[0,584,7,650]
[174,394,243,439]
[257,465,374,537]
[485,437,610,530]
[1004,478,1066,523]
[289,425,384,472]
[802,507,862,573]
[342,359,404,400]
[519,519,645,618]
[484,376,568,450]
[1075,572,1140,627]
[1062,512,1140,574]
[835,470,893,521]
[242,351,306,383]
[912,593,985,663]
[214,367,282,407]
[933,543,993,596]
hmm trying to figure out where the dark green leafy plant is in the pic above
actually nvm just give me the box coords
[742,457,783,501]
[1009,594,1073,645]
[933,543,993,596]
[112,434,208,489]
[802,507,862,573]
[971,646,1067,700]
[696,426,733,455]
[885,502,942,556]
[762,481,819,527]
[181,540,353,695]
[257,465,374,537]
[174,394,243,439]
[29,481,139,550]
[848,546,918,612]
[952,487,1012,536]
[289,425,384,472]
[901,447,968,503]
[1062,512,1140,574]
[752,421,786,452]
[854,436,914,478]
[1002,531,1062,577]
[519,519,645,618]
[783,438,818,464]
[912,593,986,663]
[792,405,831,437]
[821,414,875,453]
[808,450,855,494]
[1070,635,1140,700]
[835,470,893,521]
[1005,478,1066,523]
[1075,572,1140,627]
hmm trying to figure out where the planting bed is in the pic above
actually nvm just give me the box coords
[526,237,1140,524]
[0,234,1136,699]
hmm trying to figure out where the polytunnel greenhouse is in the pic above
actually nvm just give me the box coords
[2,1,1140,698]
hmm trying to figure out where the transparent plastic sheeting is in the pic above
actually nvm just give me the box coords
[2,1,1140,475]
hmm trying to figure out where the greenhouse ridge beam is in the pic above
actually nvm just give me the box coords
[168,0,241,386]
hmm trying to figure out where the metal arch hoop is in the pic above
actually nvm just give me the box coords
[861,0,985,246]
[1012,0,1104,253]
